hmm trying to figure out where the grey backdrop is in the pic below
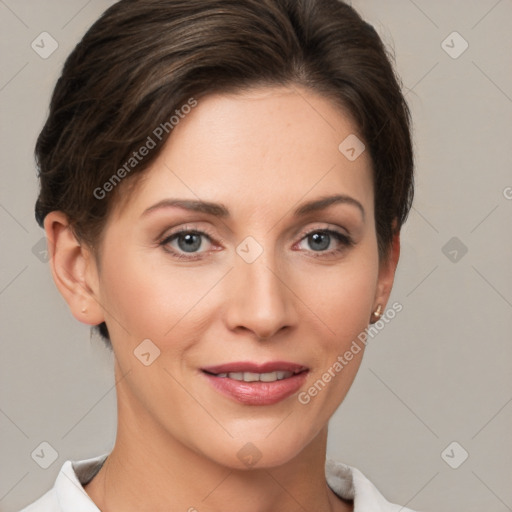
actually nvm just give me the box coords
[1,1,511,511]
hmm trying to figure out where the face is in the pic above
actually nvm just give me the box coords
[81,86,395,468]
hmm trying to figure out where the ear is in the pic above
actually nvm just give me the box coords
[372,226,400,320]
[43,211,105,326]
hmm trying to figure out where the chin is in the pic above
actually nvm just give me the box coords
[200,425,318,471]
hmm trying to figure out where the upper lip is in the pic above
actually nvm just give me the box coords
[201,361,308,375]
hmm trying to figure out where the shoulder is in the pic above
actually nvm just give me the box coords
[18,454,108,512]
[325,457,418,512]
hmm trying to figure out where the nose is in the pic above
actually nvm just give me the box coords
[224,249,298,341]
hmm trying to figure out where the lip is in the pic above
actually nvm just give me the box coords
[201,361,309,406]
[202,361,308,374]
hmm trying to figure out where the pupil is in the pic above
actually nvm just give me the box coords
[178,233,201,252]
[309,232,329,251]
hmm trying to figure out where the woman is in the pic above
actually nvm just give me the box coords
[22,0,415,510]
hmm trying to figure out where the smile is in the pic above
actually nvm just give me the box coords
[201,361,309,405]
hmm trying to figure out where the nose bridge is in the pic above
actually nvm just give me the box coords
[226,239,296,339]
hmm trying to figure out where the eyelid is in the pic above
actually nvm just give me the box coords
[159,223,221,244]
[294,223,352,244]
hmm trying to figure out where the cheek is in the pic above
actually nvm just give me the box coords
[294,257,378,416]
[98,248,223,343]
[296,246,379,404]
[305,255,379,343]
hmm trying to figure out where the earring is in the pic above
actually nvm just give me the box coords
[372,304,382,322]
[81,306,87,313]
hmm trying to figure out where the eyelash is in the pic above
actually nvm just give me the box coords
[159,226,354,261]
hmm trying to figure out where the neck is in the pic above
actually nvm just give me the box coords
[84,369,352,512]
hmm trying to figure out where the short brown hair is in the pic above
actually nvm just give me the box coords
[35,0,414,343]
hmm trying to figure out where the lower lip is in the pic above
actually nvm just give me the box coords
[202,371,308,406]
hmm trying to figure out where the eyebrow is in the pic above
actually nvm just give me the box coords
[142,194,365,221]
[293,194,365,220]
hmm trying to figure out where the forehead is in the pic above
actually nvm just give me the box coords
[110,85,374,223]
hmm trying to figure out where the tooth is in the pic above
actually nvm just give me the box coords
[224,371,295,382]
[259,371,278,382]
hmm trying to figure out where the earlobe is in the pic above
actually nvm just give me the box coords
[43,212,104,326]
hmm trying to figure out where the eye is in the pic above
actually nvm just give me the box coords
[295,228,354,257]
[159,227,217,260]
[158,225,353,261]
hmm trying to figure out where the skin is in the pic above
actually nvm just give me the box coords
[45,85,400,512]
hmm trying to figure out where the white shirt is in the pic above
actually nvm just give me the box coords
[19,454,417,511]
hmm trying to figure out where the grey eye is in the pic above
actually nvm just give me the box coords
[307,232,331,251]
[176,232,203,253]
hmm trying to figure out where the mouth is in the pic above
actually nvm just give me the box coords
[201,361,309,406]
